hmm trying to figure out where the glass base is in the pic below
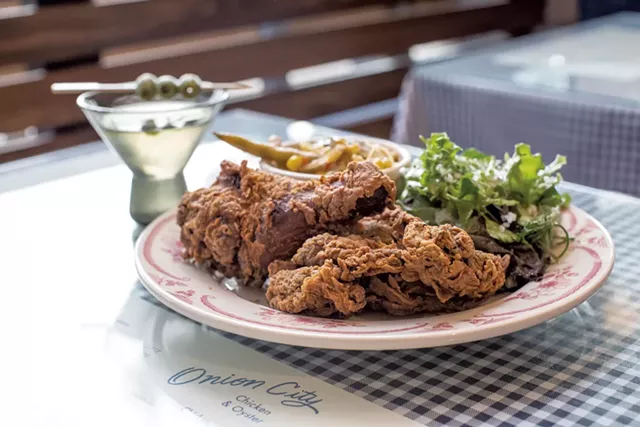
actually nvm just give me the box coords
[130,173,187,225]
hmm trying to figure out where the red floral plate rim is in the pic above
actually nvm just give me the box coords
[134,205,614,350]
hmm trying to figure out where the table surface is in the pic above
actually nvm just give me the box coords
[409,12,640,107]
[3,110,640,426]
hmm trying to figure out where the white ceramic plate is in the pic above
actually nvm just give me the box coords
[135,206,614,350]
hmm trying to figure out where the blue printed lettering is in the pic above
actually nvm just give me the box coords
[267,382,322,414]
[167,367,205,385]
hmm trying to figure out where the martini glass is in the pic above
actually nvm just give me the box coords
[77,90,228,224]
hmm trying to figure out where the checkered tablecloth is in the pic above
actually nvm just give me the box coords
[391,13,640,197]
[189,185,640,426]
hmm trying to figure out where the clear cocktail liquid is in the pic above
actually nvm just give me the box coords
[100,100,211,179]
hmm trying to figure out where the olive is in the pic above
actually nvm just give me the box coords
[141,119,159,135]
[179,74,202,98]
[135,73,157,100]
[157,75,179,98]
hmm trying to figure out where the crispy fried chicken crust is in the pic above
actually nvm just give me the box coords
[267,210,509,317]
[178,161,509,317]
[178,160,395,285]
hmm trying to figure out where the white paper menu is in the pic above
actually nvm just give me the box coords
[5,283,421,427]
[138,305,423,427]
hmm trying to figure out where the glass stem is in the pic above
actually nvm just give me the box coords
[130,173,187,225]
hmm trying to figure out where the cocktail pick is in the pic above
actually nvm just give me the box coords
[51,73,250,99]
[51,81,249,94]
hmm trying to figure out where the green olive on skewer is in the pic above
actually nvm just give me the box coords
[179,74,202,98]
[135,73,157,100]
[157,75,179,99]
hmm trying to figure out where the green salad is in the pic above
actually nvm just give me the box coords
[399,133,571,289]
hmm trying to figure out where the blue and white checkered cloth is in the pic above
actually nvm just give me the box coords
[392,69,640,197]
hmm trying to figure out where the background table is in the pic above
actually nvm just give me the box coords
[392,12,640,197]
[2,110,640,426]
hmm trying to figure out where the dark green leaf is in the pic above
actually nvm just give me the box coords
[399,197,438,223]
[454,200,475,225]
[459,177,479,198]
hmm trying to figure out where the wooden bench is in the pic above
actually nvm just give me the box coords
[0,0,544,162]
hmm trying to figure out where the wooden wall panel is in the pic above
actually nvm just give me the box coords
[0,2,539,132]
[234,69,407,120]
[0,0,400,65]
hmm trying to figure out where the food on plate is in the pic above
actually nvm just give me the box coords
[177,161,396,286]
[214,132,401,174]
[267,212,509,317]
[178,161,510,317]
[399,133,571,289]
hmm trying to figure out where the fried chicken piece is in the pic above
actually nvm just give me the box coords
[266,214,509,317]
[400,222,510,302]
[178,161,395,285]
[267,261,366,317]
[269,233,402,316]
[290,222,509,301]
